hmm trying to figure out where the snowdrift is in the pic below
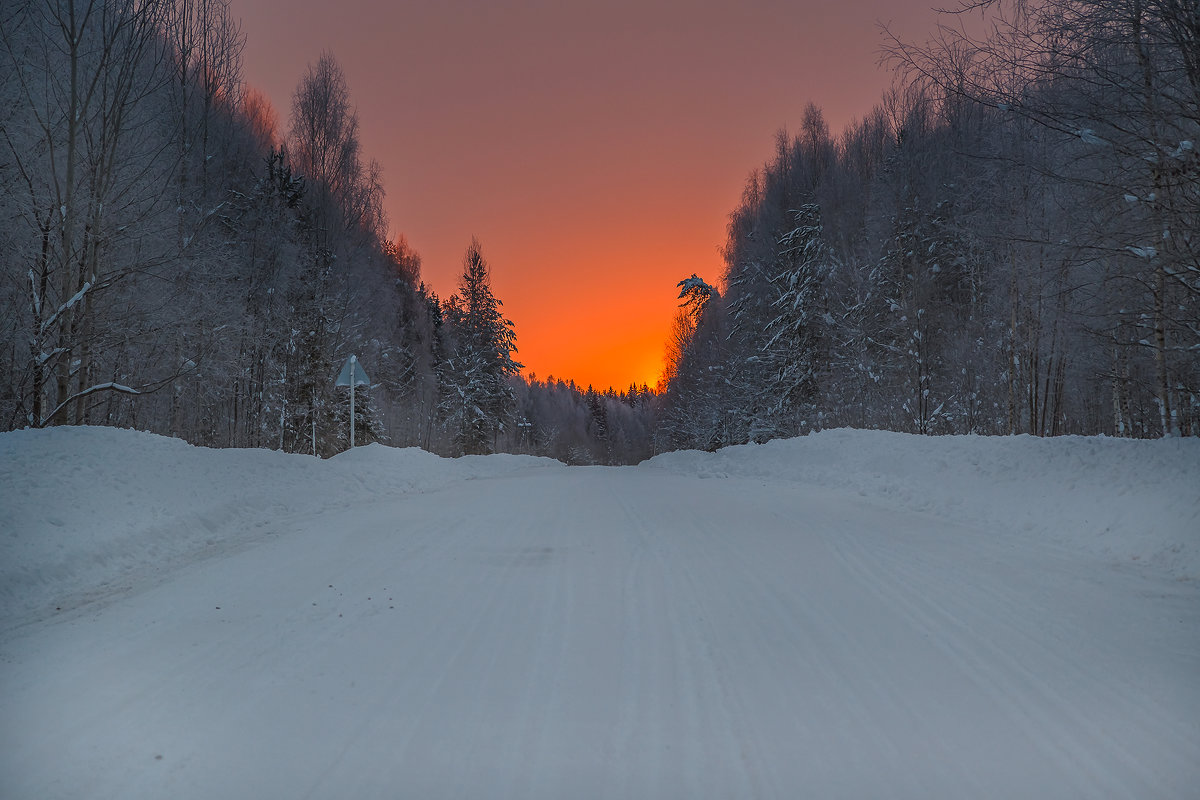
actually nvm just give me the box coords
[0,426,558,631]
[645,429,1200,580]
[1,426,1196,632]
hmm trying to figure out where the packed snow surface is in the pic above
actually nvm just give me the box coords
[1,427,1198,798]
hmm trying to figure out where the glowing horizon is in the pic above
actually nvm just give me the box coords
[233,0,948,391]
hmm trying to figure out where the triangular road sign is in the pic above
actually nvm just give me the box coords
[336,355,370,387]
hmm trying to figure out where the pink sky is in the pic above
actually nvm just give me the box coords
[234,0,951,390]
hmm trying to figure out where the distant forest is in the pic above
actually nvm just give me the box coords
[2,0,1196,464]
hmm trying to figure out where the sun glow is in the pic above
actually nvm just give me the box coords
[235,0,949,395]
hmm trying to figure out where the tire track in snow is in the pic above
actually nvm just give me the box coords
[612,474,789,799]
[628,477,980,797]
[598,475,650,800]
[4,465,1197,799]
[822,503,1200,798]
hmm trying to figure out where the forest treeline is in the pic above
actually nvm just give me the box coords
[1,1,1196,467]
[0,0,654,464]
[658,0,1199,449]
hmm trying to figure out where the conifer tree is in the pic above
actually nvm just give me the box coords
[438,239,521,454]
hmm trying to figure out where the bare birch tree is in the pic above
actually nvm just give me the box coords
[1,0,179,428]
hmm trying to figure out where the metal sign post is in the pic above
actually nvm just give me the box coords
[335,355,370,449]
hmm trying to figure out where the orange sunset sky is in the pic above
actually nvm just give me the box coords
[234,0,953,391]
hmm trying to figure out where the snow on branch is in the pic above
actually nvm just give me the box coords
[35,348,67,367]
[28,269,42,318]
[677,274,716,301]
[677,274,717,320]
[39,281,93,336]
[39,382,140,428]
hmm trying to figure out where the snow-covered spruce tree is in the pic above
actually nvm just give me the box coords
[437,239,521,455]
[719,111,836,442]
[421,288,452,451]
[725,208,829,442]
[758,203,832,427]
[585,388,611,464]
[656,274,731,451]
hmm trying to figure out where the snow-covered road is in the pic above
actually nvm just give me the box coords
[2,447,1197,798]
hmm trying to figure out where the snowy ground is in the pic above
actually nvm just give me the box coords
[1,427,1197,798]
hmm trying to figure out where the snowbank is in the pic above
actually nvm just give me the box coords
[0,427,558,631]
[2,426,1196,632]
[646,429,1200,580]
